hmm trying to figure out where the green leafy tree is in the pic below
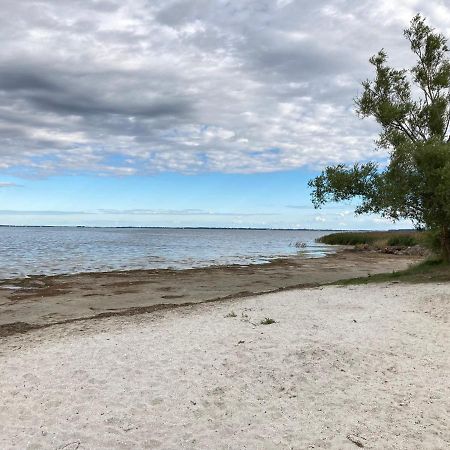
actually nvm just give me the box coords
[309,14,450,261]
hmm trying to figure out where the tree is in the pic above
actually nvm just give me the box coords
[309,14,450,261]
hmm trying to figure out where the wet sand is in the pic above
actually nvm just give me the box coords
[0,250,419,337]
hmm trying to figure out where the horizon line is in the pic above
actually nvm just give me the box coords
[0,225,416,232]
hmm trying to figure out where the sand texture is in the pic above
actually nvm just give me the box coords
[0,250,420,336]
[0,282,448,449]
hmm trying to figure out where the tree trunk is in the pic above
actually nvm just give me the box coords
[441,226,450,263]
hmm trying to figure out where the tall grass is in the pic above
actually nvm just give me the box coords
[318,231,425,248]
[386,235,417,247]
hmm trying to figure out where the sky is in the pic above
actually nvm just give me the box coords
[1,0,449,228]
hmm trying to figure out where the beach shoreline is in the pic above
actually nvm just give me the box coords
[0,249,421,337]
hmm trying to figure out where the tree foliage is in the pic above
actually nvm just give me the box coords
[309,14,450,260]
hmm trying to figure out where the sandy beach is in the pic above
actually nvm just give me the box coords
[2,1,450,448]
[0,250,419,337]
[1,281,449,449]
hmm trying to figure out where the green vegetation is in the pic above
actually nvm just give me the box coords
[309,15,450,261]
[318,231,424,248]
[260,317,276,325]
[386,235,417,247]
[335,258,450,285]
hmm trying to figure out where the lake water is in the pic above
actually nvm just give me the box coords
[0,227,335,279]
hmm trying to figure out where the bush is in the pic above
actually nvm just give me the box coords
[422,229,443,253]
[387,235,417,247]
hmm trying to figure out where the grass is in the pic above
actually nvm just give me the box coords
[260,317,276,325]
[386,235,418,247]
[317,230,425,248]
[334,258,450,285]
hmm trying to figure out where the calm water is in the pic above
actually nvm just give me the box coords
[0,227,335,279]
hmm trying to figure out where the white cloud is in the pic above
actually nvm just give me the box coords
[0,182,21,188]
[0,208,277,217]
[0,0,448,176]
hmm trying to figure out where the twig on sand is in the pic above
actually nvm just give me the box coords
[58,442,81,450]
[346,434,365,448]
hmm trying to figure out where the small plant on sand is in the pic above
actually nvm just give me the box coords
[260,317,276,325]
[225,311,237,318]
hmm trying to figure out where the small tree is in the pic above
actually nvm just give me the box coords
[309,14,450,261]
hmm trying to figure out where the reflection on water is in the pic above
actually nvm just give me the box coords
[0,227,335,279]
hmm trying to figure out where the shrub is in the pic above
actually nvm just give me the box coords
[422,229,443,253]
[387,235,417,247]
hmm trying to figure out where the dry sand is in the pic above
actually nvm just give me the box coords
[0,282,448,449]
[0,250,419,336]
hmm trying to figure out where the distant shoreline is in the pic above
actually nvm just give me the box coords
[0,224,415,231]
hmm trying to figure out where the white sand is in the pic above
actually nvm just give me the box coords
[0,283,449,449]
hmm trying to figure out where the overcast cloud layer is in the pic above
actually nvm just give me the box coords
[1,0,449,177]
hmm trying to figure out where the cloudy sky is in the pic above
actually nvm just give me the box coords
[0,0,449,228]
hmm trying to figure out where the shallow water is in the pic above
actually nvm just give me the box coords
[0,227,335,279]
